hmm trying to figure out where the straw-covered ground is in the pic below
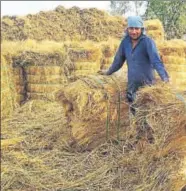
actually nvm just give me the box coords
[2,83,186,191]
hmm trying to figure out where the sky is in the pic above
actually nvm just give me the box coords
[1,1,111,16]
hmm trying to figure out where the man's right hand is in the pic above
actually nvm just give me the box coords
[97,70,108,75]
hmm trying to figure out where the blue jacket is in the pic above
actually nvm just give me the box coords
[107,34,169,90]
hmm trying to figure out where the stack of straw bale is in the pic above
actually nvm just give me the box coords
[158,39,186,91]
[66,41,102,81]
[1,40,69,118]
[13,50,69,101]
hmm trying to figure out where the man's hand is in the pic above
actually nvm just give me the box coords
[97,70,108,75]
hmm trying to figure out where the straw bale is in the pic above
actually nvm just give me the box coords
[27,92,56,101]
[133,86,186,190]
[13,50,67,67]
[133,84,186,152]
[169,71,186,79]
[27,83,64,93]
[73,61,100,70]
[25,66,65,75]
[162,56,186,65]
[170,78,186,87]
[166,64,186,73]
[55,74,128,149]
[158,40,185,57]
[71,69,97,76]
[68,46,102,62]
[27,74,68,84]
[168,39,186,56]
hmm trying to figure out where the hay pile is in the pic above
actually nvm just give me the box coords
[2,7,165,43]
[158,39,186,91]
[55,74,128,150]
[1,7,126,42]
[2,84,186,190]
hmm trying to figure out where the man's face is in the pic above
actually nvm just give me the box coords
[127,27,142,40]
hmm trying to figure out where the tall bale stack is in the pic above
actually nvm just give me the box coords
[56,75,128,150]
[158,40,186,91]
[145,19,165,41]
[13,50,69,101]
[65,41,102,81]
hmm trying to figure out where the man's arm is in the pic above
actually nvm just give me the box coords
[106,40,126,75]
[146,38,169,82]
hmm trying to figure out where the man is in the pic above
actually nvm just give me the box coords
[98,16,170,143]
[98,16,169,104]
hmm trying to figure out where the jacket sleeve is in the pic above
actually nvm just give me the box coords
[146,38,169,82]
[106,40,126,75]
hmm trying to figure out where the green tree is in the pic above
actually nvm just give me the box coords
[145,0,186,39]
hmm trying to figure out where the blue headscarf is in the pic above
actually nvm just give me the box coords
[127,16,144,28]
[125,16,146,35]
